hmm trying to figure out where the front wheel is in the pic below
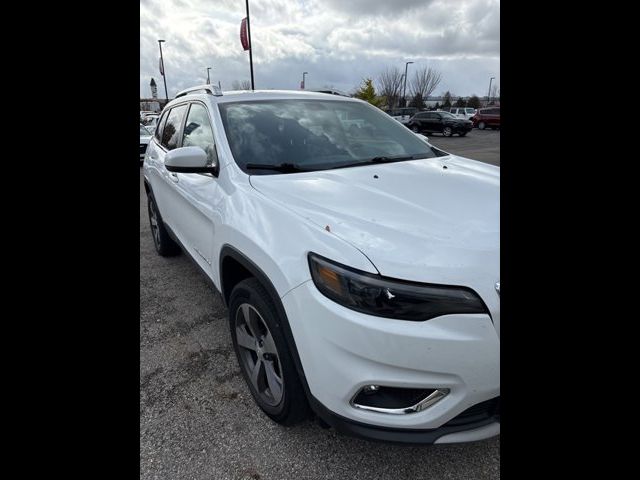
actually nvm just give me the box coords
[410,124,420,133]
[443,126,453,137]
[478,121,486,130]
[229,278,309,425]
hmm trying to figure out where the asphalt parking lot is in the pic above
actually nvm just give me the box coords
[427,128,500,166]
[140,130,500,480]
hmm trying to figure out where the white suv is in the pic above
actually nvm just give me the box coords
[448,107,477,120]
[142,86,500,444]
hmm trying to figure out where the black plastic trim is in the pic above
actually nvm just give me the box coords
[309,395,499,445]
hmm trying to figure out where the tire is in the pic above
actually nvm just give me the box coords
[443,126,453,137]
[410,124,420,133]
[147,193,180,256]
[478,121,486,130]
[229,278,309,425]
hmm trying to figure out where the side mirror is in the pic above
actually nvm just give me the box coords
[165,146,217,174]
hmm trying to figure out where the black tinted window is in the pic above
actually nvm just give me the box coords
[154,110,169,141]
[161,104,188,150]
[182,103,217,166]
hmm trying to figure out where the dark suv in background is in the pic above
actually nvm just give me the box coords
[407,111,473,137]
[471,107,500,130]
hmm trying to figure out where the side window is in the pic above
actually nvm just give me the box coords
[182,103,217,166]
[161,104,188,150]
[154,110,169,142]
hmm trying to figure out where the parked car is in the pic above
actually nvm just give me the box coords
[386,107,418,124]
[140,110,156,121]
[471,107,500,130]
[140,124,152,164]
[143,114,160,130]
[447,107,477,120]
[143,86,499,444]
[407,111,473,136]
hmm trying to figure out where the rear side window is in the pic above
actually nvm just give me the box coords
[161,104,188,150]
[182,103,217,166]
[154,110,169,142]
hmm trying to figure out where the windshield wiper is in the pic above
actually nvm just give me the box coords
[245,162,312,173]
[334,154,426,170]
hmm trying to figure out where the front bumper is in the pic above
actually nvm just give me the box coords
[282,280,500,441]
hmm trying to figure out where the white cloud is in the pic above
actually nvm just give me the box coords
[140,0,499,98]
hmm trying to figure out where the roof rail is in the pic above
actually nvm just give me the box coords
[175,84,223,98]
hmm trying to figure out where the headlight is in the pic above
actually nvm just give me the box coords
[308,253,488,321]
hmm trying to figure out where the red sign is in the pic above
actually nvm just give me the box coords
[240,17,250,51]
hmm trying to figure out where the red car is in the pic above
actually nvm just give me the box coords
[471,107,500,130]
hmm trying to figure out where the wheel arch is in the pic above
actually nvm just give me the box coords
[218,244,315,406]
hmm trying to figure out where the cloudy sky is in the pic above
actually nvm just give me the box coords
[140,0,499,99]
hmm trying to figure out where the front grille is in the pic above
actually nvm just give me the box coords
[140,144,148,155]
[444,397,500,426]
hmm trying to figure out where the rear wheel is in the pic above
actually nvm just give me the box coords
[478,121,486,130]
[229,278,309,425]
[147,194,180,256]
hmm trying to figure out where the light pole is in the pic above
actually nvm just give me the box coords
[246,0,255,90]
[158,40,169,102]
[301,71,308,89]
[402,61,413,107]
[207,67,212,84]
[487,76,495,106]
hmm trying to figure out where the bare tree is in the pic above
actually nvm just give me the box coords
[377,66,404,109]
[232,80,252,90]
[410,67,442,107]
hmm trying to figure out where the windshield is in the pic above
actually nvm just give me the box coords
[218,99,441,174]
[140,126,151,135]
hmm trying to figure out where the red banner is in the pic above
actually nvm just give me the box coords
[240,17,250,51]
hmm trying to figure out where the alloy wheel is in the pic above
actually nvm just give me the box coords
[235,303,284,406]
[148,200,161,248]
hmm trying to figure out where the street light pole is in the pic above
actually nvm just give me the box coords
[246,0,255,90]
[207,67,212,84]
[487,77,495,106]
[158,40,169,102]
[403,61,414,108]
[302,71,308,89]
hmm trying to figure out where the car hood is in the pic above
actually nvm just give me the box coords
[249,155,499,310]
